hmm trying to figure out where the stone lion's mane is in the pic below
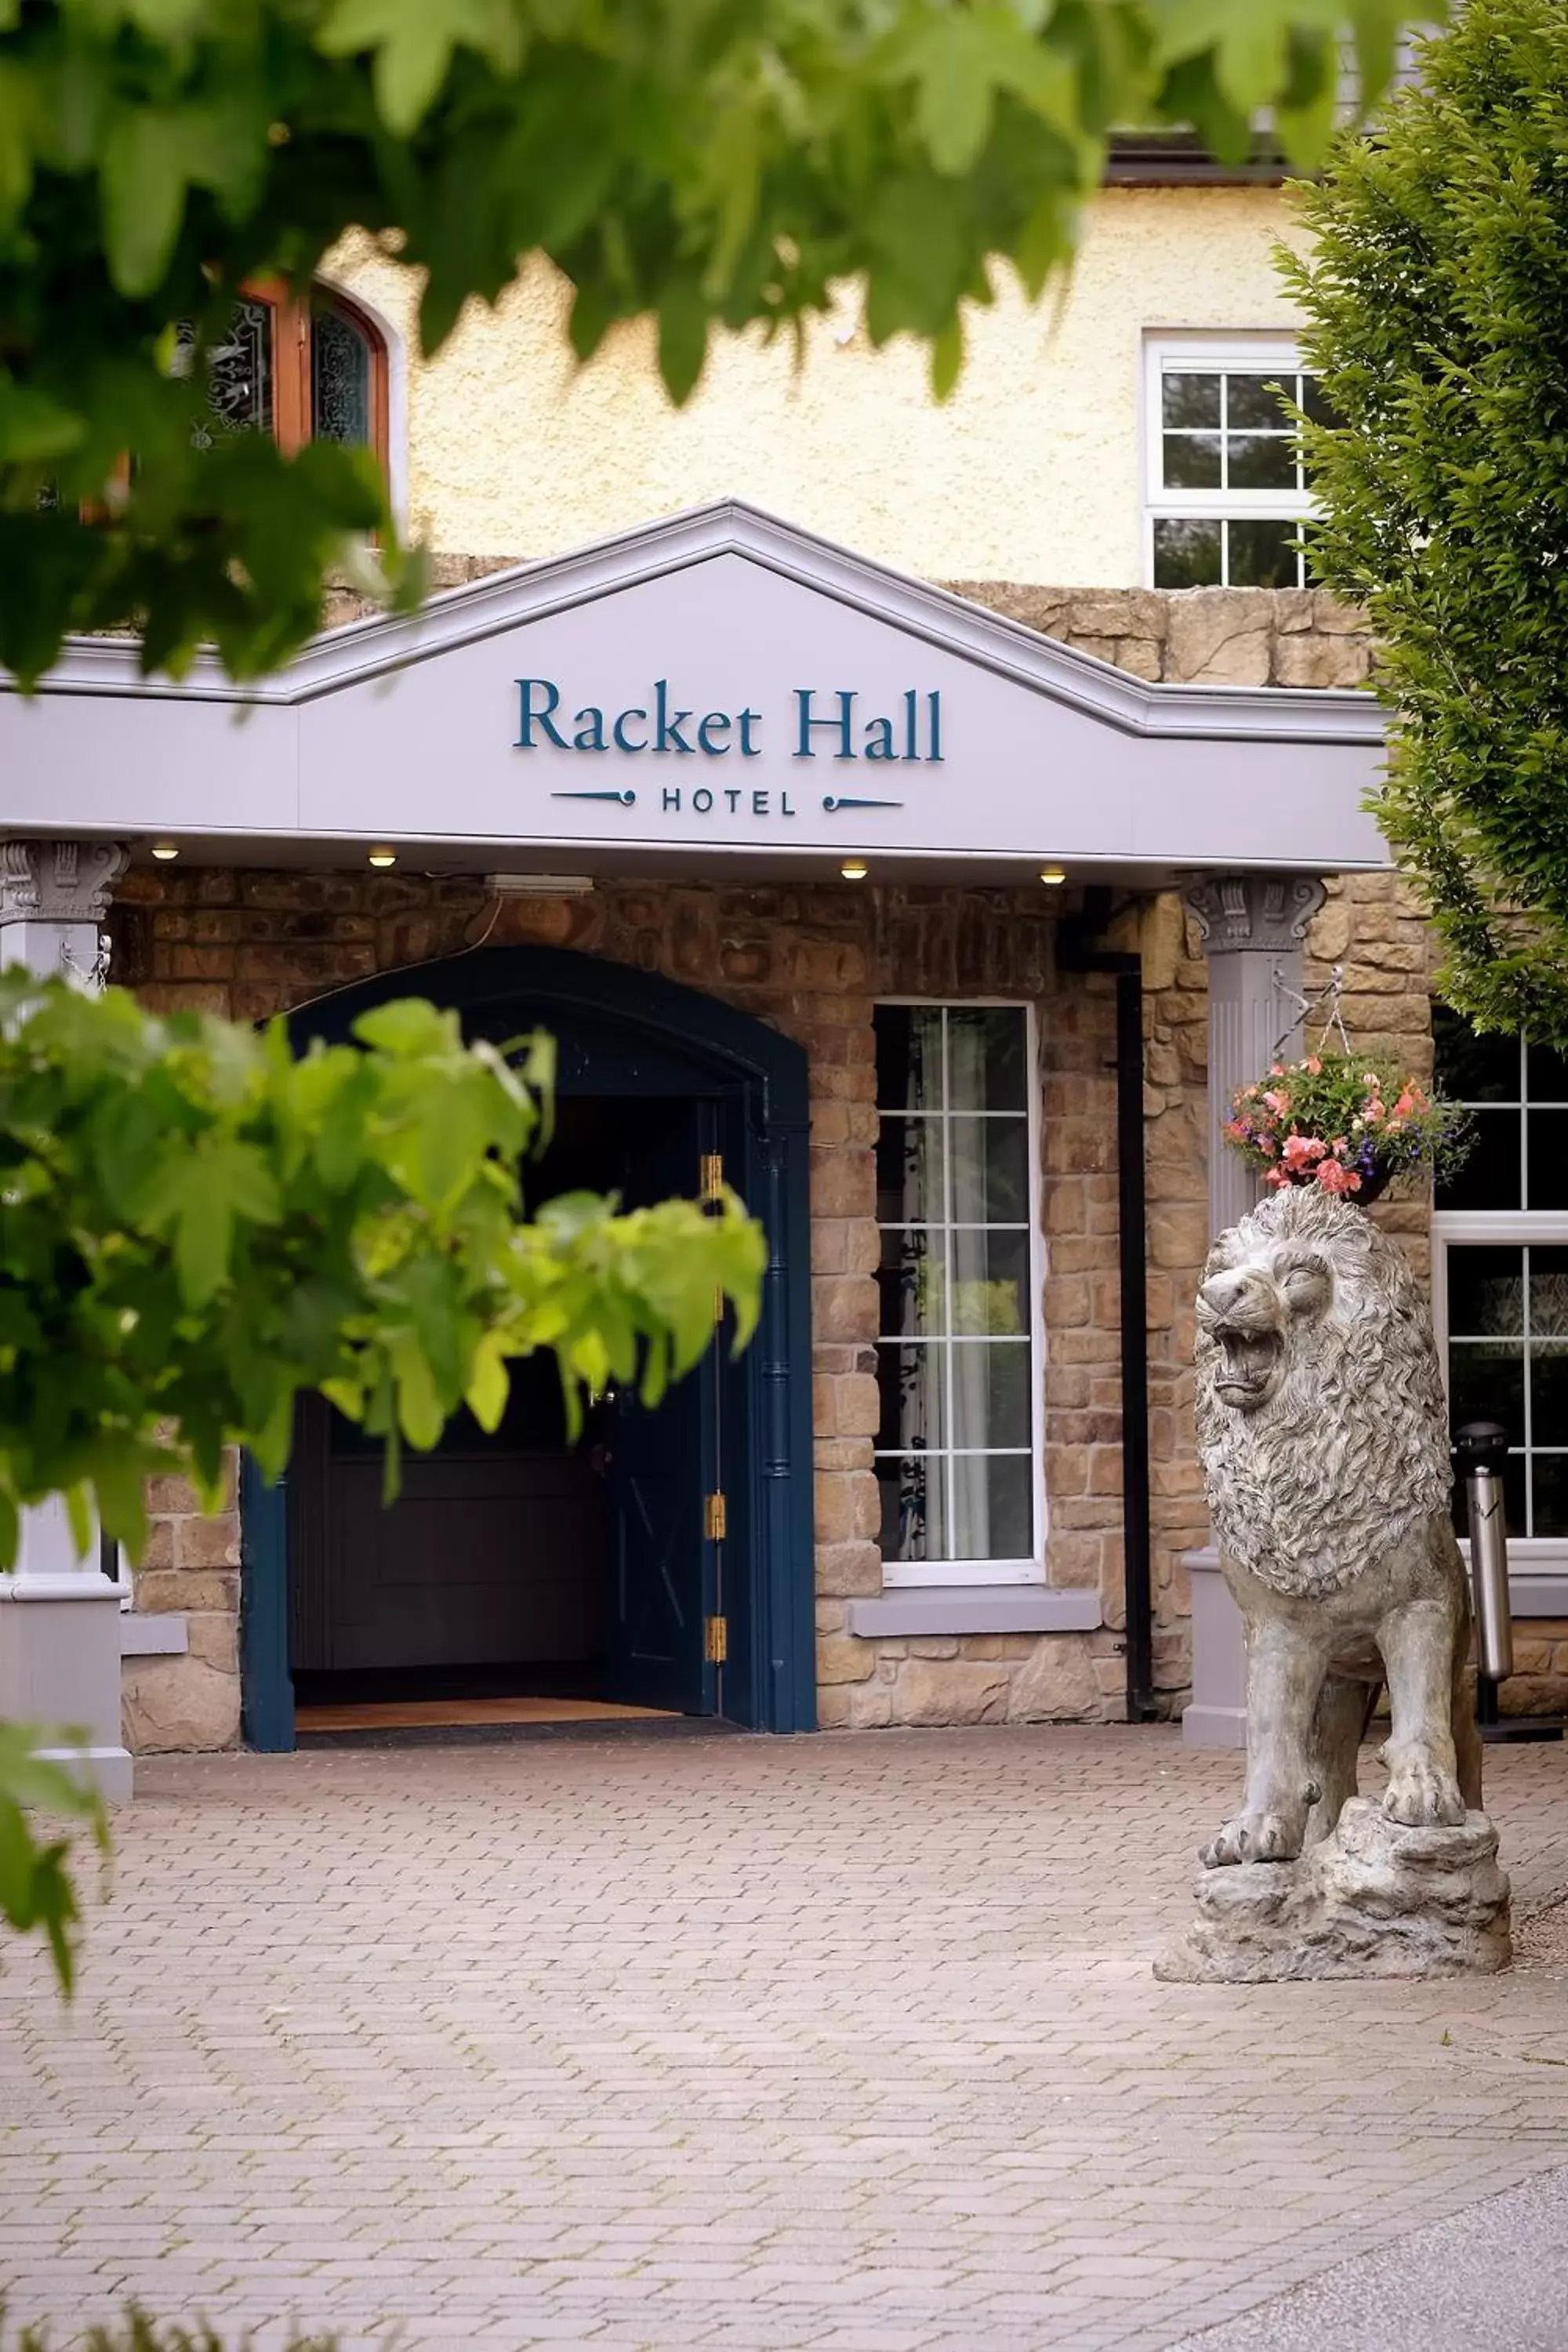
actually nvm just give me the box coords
[1194,1188,1453,1598]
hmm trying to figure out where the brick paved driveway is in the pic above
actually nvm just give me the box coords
[3,1726,1568,2352]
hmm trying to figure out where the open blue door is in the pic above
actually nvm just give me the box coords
[604,1098,720,1715]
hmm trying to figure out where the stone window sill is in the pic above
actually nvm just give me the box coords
[120,1613,189,1657]
[846,1587,1102,1638]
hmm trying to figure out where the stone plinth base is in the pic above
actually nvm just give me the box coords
[1156,1799,1512,1982]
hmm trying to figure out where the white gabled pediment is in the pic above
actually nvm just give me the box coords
[1,499,1390,877]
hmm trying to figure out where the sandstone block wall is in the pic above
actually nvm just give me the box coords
[121,1458,243,1753]
[114,574,1560,1744]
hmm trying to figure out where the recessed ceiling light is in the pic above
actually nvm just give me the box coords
[840,858,869,881]
[150,840,180,862]
[1040,864,1068,887]
[367,847,397,869]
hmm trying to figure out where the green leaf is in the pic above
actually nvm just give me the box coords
[0,1720,108,1998]
[931,315,964,402]
[464,1330,510,1432]
[911,13,996,176]
[0,58,35,228]
[351,997,452,1057]
[0,376,74,463]
[657,278,710,406]
[146,1138,282,1305]
[64,1482,94,1563]
[316,0,521,136]
[100,107,187,296]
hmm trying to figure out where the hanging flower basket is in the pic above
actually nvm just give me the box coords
[1222,1050,1470,1203]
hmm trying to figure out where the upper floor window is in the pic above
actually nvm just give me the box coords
[1145,337,1326,590]
[183,285,387,463]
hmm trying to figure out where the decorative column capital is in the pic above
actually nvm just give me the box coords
[1185,872,1327,956]
[0,837,130,927]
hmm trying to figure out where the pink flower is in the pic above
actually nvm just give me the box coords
[1265,1166,1290,1188]
[1263,1090,1291,1116]
[1281,1134,1318,1169]
[1223,1120,1248,1142]
[1305,1056,1323,1076]
[1394,1091,1415,1117]
[1270,1063,1287,1077]
[1316,1160,1361,1195]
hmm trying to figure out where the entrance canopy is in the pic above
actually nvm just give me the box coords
[0,500,1390,885]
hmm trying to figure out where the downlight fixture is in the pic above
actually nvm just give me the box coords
[840,858,869,882]
[367,846,397,869]
[1040,864,1068,887]
[150,840,180,862]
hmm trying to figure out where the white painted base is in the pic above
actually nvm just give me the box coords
[1180,1704,1247,1752]
[0,1497,134,1801]
[1182,1547,1248,1751]
[28,1741,134,1803]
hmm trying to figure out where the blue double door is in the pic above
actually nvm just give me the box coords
[601,1094,728,1718]
[241,945,815,1746]
[286,1092,732,1722]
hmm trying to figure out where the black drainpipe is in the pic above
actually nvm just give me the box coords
[1056,887,1156,1725]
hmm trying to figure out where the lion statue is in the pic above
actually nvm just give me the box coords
[1194,1185,1482,1868]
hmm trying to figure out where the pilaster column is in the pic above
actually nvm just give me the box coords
[0,837,133,1798]
[1180,871,1325,1755]
[1185,872,1327,1243]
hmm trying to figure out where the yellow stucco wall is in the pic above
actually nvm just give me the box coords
[333,186,1308,592]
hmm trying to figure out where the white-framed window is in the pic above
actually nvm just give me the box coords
[1143,335,1327,590]
[1432,1008,1568,1559]
[872,1003,1045,1588]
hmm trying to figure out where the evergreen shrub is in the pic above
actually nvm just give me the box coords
[1288,0,1568,1044]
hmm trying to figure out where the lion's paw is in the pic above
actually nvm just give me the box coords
[1200,1810,1304,1868]
[1382,1752,1467,1829]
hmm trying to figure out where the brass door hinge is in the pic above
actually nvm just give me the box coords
[705,1614,728,1664]
[704,1490,727,1541]
[699,1151,724,1202]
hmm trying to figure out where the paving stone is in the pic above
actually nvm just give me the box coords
[1,1728,1566,2349]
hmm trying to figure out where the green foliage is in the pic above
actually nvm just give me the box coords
[0,0,1433,686]
[0,971,766,1564]
[1221,1050,1469,1199]
[0,971,765,1991]
[1287,0,1568,1046]
[3,2311,334,2352]
[0,1722,108,1997]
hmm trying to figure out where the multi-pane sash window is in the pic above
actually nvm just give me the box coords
[873,1006,1042,1587]
[1434,1008,1568,1544]
[1145,338,1326,590]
